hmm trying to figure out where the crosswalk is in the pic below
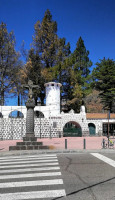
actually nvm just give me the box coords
[0,154,66,199]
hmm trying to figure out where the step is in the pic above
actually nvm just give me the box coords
[9,145,49,151]
[26,133,35,137]
[9,146,25,151]
[26,145,49,150]
[16,142,43,146]
[23,137,37,142]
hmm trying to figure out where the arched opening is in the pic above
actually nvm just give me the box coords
[9,110,24,118]
[63,121,82,137]
[34,111,44,118]
[0,112,3,118]
[88,123,96,135]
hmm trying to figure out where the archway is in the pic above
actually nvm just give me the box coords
[34,111,44,118]
[63,121,82,137]
[88,123,96,135]
[9,110,24,118]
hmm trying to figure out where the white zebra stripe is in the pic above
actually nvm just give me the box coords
[0,166,60,173]
[0,156,57,163]
[91,153,115,168]
[0,162,59,169]
[0,172,61,179]
[0,189,66,199]
[0,179,63,188]
[0,154,57,160]
[0,159,58,165]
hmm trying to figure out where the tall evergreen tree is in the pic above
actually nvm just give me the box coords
[33,9,70,69]
[9,58,24,106]
[73,37,92,77]
[0,22,18,105]
[72,37,92,95]
[92,58,115,112]
[20,48,44,105]
[33,9,58,68]
[27,48,44,105]
[25,9,71,104]
[61,37,92,112]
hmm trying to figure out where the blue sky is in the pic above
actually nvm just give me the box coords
[0,0,115,105]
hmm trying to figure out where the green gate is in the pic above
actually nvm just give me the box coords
[63,121,82,137]
[88,123,96,135]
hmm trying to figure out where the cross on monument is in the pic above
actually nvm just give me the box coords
[22,80,40,136]
[23,80,39,99]
[9,79,49,150]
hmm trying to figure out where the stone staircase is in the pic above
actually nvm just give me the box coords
[9,134,49,151]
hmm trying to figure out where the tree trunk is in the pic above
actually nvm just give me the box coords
[18,93,20,106]
[17,93,20,117]
[1,89,4,106]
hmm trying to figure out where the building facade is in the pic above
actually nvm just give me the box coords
[0,82,115,140]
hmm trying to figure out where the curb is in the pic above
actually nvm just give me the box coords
[0,148,115,157]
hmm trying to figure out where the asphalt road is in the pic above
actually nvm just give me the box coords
[0,152,115,200]
[58,153,115,200]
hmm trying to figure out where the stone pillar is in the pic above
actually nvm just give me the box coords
[26,99,35,136]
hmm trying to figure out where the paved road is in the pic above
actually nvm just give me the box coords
[0,152,115,199]
[58,153,115,200]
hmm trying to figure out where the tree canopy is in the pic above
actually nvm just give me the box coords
[0,22,21,105]
[1,10,115,113]
[23,9,71,105]
[92,58,115,112]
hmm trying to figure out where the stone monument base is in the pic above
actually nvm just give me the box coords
[9,134,49,151]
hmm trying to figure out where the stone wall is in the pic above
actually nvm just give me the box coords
[0,118,63,140]
[1,111,111,140]
[0,118,26,140]
[34,118,62,138]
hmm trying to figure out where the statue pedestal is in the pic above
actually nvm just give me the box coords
[9,99,49,151]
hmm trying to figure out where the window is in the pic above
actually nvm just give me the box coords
[103,123,115,136]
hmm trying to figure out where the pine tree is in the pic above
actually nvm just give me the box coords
[33,9,70,70]
[0,22,18,105]
[92,58,115,112]
[72,37,92,91]
[61,37,92,112]
[20,48,44,105]
[27,9,70,104]
[27,48,44,105]
[9,58,24,106]
[33,9,58,68]
[73,37,92,76]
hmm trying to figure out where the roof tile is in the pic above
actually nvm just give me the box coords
[86,113,115,119]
